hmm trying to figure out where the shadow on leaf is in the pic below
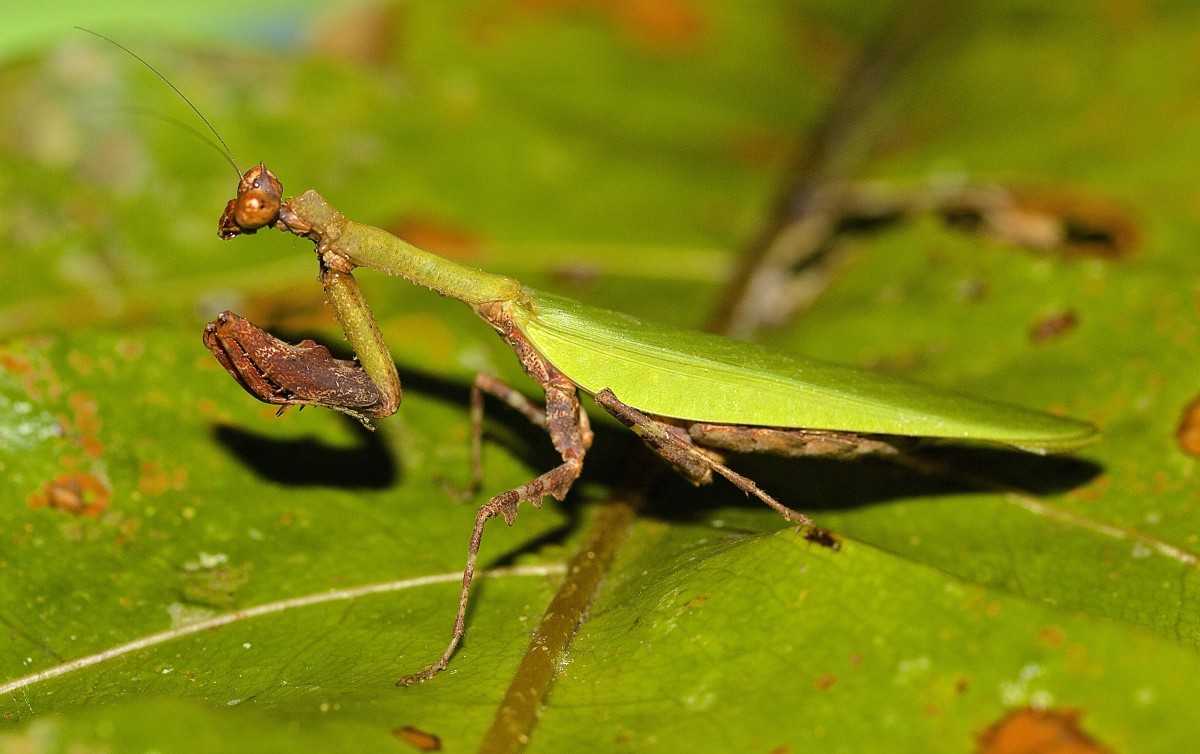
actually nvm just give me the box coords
[638,442,1104,526]
[211,416,396,489]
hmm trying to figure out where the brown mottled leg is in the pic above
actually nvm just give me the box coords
[398,378,589,685]
[594,389,814,527]
[688,423,904,459]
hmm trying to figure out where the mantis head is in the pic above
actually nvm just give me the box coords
[208,167,395,425]
[218,164,283,239]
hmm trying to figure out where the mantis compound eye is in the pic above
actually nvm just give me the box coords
[234,187,281,229]
[218,163,283,239]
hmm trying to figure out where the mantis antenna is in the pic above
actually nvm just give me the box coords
[75,26,242,177]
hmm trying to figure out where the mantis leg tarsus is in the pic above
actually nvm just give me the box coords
[594,388,815,528]
[400,381,588,686]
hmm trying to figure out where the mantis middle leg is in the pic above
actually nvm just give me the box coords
[399,368,592,685]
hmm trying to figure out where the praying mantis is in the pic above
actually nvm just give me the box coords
[203,164,1098,684]
[76,21,1098,686]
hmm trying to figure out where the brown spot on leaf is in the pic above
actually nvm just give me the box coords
[28,472,111,517]
[510,0,705,53]
[393,726,442,752]
[1038,626,1065,647]
[978,708,1111,754]
[611,0,706,52]
[67,350,94,375]
[1,352,31,376]
[388,216,483,260]
[2,344,62,403]
[1030,310,1078,344]
[1175,395,1200,456]
[814,673,837,691]
[196,397,219,417]
[67,392,104,458]
[115,339,145,361]
[1066,474,1110,503]
[138,461,188,496]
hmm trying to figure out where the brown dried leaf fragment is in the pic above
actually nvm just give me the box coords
[977,708,1111,754]
[1175,394,1200,457]
[393,726,442,752]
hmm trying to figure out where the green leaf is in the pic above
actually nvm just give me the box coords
[2,1,1198,751]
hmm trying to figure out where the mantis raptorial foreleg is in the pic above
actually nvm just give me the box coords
[317,259,402,417]
[203,261,401,424]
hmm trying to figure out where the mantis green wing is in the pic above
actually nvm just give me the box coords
[513,290,1097,454]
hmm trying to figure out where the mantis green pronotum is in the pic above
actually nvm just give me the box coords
[203,165,1098,684]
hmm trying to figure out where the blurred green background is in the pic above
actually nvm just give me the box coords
[2,1,1199,752]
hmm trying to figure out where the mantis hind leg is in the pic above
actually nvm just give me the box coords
[399,375,590,686]
[593,388,814,527]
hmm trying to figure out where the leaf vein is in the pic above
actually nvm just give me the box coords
[0,564,565,697]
